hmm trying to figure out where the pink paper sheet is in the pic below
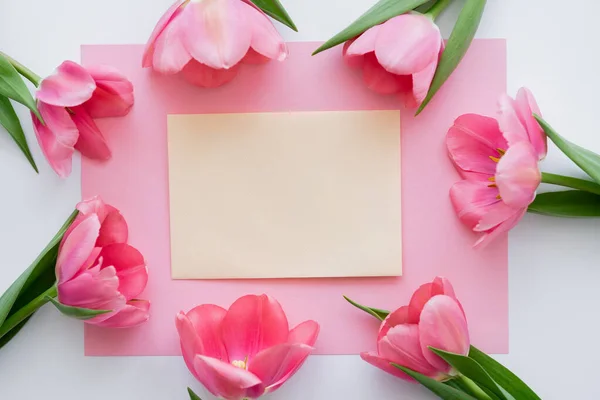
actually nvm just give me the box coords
[82,41,508,356]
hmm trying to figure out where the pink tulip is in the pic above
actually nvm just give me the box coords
[447,88,545,247]
[32,61,134,178]
[176,294,319,399]
[143,0,287,88]
[55,196,149,328]
[361,277,469,381]
[343,13,443,107]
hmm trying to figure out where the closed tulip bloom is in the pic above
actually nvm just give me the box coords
[361,277,469,381]
[33,61,134,178]
[143,0,287,88]
[343,13,443,107]
[176,294,319,399]
[56,196,150,328]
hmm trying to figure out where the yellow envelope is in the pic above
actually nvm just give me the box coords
[167,111,401,279]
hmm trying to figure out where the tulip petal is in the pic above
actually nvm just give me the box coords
[514,87,546,159]
[92,299,150,328]
[99,243,147,300]
[378,305,409,340]
[176,311,205,381]
[152,10,192,74]
[181,0,251,69]
[375,14,442,75]
[474,207,526,248]
[241,48,271,64]
[474,200,522,232]
[407,277,456,324]
[342,39,364,69]
[97,206,128,246]
[495,141,541,208]
[360,351,411,380]
[249,342,314,392]
[32,103,79,178]
[143,0,188,68]
[362,53,410,95]
[450,180,503,230]
[56,214,101,284]
[186,304,229,360]
[419,295,470,372]
[381,324,441,376]
[411,57,438,107]
[181,60,240,88]
[193,355,264,399]
[288,320,319,347]
[222,294,289,362]
[83,65,134,118]
[57,265,126,311]
[345,25,381,57]
[242,1,287,61]
[447,114,507,178]
[71,106,111,160]
[37,61,96,107]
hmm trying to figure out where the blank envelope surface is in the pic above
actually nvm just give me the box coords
[167,111,402,279]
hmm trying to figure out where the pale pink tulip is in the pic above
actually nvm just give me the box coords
[176,294,319,399]
[143,0,287,88]
[343,13,443,107]
[447,90,545,247]
[361,277,469,381]
[32,61,134,178]
[55,196,149,328]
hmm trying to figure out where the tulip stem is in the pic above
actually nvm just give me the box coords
[425,0,454,20]
[456,375,492,400]
[0,52,42,86]
[541,172,600,196]
[0,285,57,341]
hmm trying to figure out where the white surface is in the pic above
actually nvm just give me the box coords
[0,0,598,399]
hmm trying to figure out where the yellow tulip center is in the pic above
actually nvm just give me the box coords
[231,358,247,370]
[489,148,506,198]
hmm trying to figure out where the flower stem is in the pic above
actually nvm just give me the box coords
[541,172,600,196]
[457,375,492,400]
[0,285,57,341]
[425,0,454,20]
[0,52,42,87]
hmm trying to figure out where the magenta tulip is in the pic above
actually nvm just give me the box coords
[55,196,149,328]
[342,13,443,107]
[176,294,319,399]
[361,277,469,381]
[143,0,287,88]
[32,61,134,178]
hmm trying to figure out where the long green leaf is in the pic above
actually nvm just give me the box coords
[0,54,40,120]
[0,314,32,351]
[343,296,389,320]
[250,0,297,31]
[313,0,430,55]
[393,364,478,399]
[469,346,541,400]
[187,387,202,400]
[0,95,38,172]
[431,348,511,400]
[528,190,600,217]
[0,210,77,328]
[416,0,487,114]
[47,297,110,320]
[535,115,600,185]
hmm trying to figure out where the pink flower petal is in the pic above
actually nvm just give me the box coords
[407,277,456,324]
[474,207,527,248]
[97,207,128,246]
[92,299,150,328]
[241,48,271,64]
[362,53,410,94]
[193,355,265,399]
[474,200,522,232]
[360,351,411,380]
[181,59,241,88]
[152,9,192,74]
[84,65,134,118]
[410,56,438,107]
[56,214,101,284]
[374,14,442,75]
[449,180,503,230]
[495,142,541,208]
[143,0,188,68]
[381,324,441,376]
[241,0,287,61]
[32,103,79,178]
[221,294,289,362]
[180,0,251,69]
[288,320,320,347]
[37,61,96,107]
[418,295,470,372]
[99,243,147,300]
[249,342,314,392]
[514,87,546,159]
[57,265,125,311]
[342,39,364,69]
[378,305,409,340]
[345,25,381,57]
[71,106,111,160]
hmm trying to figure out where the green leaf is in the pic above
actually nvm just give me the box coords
[343,295,389,320]
[430,348,511,400]
[393,364,478,399]
[250,0,297,31]
[528,190,600,217]
[187,387,202,400]
[535,115,600,185]
[0,53,41,120]
[0,314,32,351]
[47,297,110,320]
[0,210,77,328]
[0,95,38,172]
[469,346,541,400]
[416,0,487,114]
[313,0,430,55]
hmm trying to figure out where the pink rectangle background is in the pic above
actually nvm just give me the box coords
[82,41,508,356]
